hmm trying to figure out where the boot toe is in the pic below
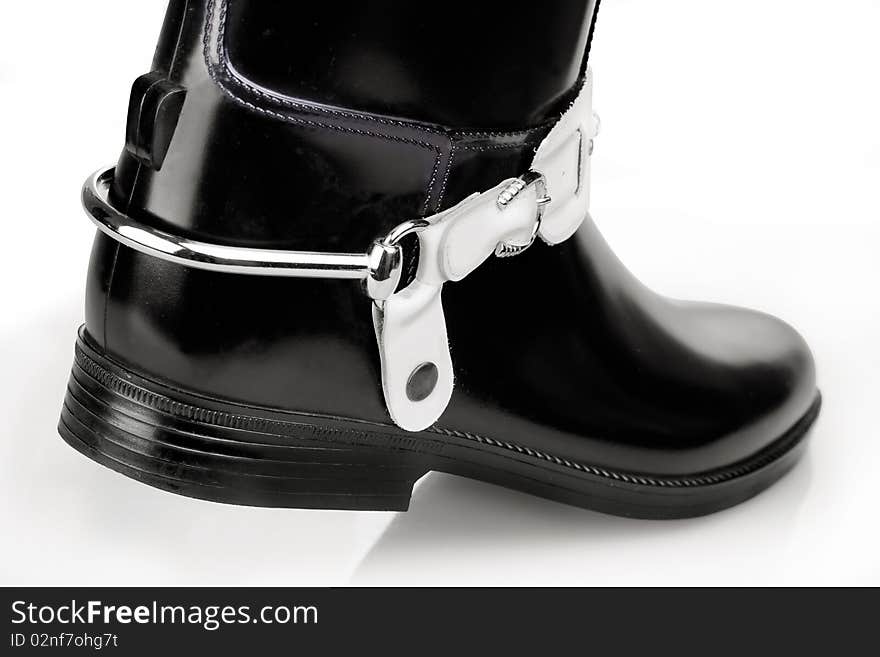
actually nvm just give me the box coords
[680,301,818,469]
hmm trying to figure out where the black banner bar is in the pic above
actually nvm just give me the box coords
[1,587,876,655]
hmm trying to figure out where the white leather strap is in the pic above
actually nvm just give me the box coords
[374,70,597,431]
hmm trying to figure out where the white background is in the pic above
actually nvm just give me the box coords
[1,0,878,586]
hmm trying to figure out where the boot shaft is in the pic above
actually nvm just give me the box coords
[113,0,600,251]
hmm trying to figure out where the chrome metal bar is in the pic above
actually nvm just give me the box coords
[83,167,372,279]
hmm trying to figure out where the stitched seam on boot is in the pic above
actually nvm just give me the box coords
[205,0,556,214]
[215,0,564,141]
[218,2,445,133]
[436,145,455,209]
[203,0,448,215]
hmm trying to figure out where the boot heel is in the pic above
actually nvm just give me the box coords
[58,330,428,511]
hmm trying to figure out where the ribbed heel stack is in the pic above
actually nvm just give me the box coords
[58,332,428,511]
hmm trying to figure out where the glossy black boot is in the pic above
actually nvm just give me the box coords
[59,0,819,518]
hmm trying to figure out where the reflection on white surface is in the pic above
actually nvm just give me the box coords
[1,0,879,585]
[352,461,814,586]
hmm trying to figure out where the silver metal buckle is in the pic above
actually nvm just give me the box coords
[365,219,429,301]
[493,170,551,258]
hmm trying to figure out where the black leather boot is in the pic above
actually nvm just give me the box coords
[59,0,820,518]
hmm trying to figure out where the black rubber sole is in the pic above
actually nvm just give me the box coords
[59,328,821,519]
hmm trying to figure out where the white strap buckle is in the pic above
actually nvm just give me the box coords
[373,71,596,430]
